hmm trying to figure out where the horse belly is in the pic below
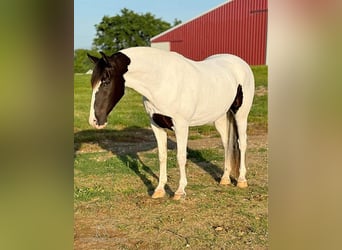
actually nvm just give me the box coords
[188,90,234,126]
[188,107,228,126]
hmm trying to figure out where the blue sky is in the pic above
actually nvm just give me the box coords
[74,0,227,49]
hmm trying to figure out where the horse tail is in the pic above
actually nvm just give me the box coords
[227,111,240,179]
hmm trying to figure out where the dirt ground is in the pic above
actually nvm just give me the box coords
[74,130,268,249]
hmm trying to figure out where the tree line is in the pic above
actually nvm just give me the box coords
[74,8,181,73]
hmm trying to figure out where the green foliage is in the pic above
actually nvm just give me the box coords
[93,8,172,54]
[74,49,99,73]
[173,18,182,26]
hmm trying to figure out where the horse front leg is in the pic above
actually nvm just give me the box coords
[173,123,189,200]
[151,123,168,198]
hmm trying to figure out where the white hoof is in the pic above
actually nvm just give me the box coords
[220,177,231,185]
[173,192,186,200]
[151,189,166,199]
[237,181,248,188]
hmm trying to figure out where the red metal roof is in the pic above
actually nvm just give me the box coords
[151,0,268,65]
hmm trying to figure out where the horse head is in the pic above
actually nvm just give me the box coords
[87,52,130,129]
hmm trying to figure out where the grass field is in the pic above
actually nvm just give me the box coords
[74,66,268,249]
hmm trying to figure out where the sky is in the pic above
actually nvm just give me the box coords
[74,0,227,49]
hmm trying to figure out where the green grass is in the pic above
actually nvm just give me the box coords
[74,184,110,202]
[252,65,268,88]
[249,66,268,132]
[74,66,268,249]
[188,148,223,162]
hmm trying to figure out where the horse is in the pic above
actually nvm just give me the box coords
[87,47,254,200]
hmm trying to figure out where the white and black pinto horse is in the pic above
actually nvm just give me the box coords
[87,47,254,200]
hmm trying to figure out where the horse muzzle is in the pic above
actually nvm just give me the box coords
[89,117,107,129]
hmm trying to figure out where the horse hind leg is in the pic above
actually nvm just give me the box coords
[233,102,253,188]
[215,114,235,185]
[235,115,248,188]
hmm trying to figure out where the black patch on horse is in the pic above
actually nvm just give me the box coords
[230,84,243,114]
[152,114,174,130]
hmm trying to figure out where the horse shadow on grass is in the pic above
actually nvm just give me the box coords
[74,127,224,197]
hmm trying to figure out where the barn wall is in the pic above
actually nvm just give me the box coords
[151,0,267,65]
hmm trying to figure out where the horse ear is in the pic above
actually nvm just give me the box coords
[100,51,110,65]
[87,53,99,64]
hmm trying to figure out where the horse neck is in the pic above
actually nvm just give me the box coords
[123,66,155,100]
[122,48,168,100]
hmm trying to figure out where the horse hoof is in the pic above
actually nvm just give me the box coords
[220,178,231,185]
[173,193,186,201]
[152,190,165,199]
[237,181,248,188]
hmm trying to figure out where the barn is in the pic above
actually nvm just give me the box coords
[151,0,268,65]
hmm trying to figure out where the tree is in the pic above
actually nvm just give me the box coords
[173,18,182,26]
[93,8,173,54]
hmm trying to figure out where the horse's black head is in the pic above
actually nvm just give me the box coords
[87,51,131,129]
